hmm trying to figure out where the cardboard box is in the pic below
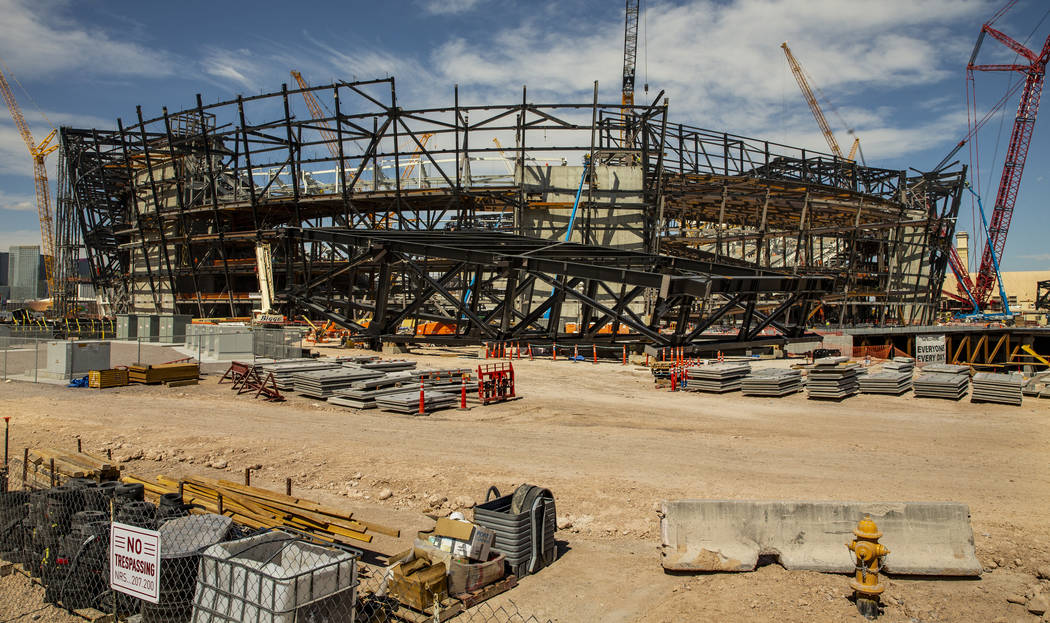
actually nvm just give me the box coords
[388,548,448,612]
[434,518,495,561]
[448,552,506,595]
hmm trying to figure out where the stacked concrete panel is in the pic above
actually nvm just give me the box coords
[741,368,803,397]
[971,372,1023,406]
[914,371,969,400]
[374,390,455,414]
[807,361,861,399]
[859,370,913,395]
[291,368,386,399]
[683,362,751,393]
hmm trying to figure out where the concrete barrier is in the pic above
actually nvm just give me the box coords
[660,499,981,576]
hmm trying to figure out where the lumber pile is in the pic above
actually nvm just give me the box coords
[89,368,129,389]
[122,474,400,551]
[25,447,121,485]
[128,362,199,385]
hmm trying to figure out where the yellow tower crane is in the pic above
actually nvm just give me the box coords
[0,61,58,304]
[780,42,860,161]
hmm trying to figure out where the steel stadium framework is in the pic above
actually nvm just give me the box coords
[53,78,965,347]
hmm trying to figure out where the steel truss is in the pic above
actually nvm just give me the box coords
[54,77,964,331]
[279,228,832,350]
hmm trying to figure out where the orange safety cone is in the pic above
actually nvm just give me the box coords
[553,343,557,361]
[593,345,597,364]
[528,343,534,360]
[574,344,579,360]
[459,375,468,410]
[622,345,627,365]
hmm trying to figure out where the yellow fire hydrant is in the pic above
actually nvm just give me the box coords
[846,515,890,620]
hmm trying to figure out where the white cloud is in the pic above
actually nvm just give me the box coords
[0,0,177,77]
[426,0,993,160]
[0,228,44,251]
[420,0,483,15]
[0,189,34,211]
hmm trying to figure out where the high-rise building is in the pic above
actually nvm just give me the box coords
[0,251,8,302]
[8,245,41,301]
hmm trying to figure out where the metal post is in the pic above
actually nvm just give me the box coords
[285,477,292,496]
[34,339,38,383]
[138,336,142,365]
[3,417,9,468]
[244,468,251,486]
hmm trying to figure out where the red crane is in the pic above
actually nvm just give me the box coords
[954,13,1050,309]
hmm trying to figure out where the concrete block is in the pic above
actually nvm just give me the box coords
[660,499,981,576]
[45,340,112,379]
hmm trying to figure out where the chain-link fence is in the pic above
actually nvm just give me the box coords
[0,326,309,384]
[0,467,554,623]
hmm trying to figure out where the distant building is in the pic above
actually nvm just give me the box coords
[8,245,41,301]
[0,251,8,302]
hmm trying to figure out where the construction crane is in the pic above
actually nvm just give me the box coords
[0,62,57,304]
[780,42,860,161]
[290,70,341,160]
[964,17,1050,310]
[401,132,434,183]
[622,0,640,109]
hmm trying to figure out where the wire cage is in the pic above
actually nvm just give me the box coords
[190,531,358,623]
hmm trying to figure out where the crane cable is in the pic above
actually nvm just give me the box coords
[0,54,58,134]
[965,4,1050,270]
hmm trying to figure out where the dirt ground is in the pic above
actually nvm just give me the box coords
[1,345,1049,622]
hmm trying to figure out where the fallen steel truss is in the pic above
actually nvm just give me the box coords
[279,227,832,350]
[54,77,964,330]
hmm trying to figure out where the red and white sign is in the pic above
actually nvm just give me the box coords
[110,522,161,603]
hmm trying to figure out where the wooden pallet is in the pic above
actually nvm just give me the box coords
[389,575,519,622]
[455,574,517,608]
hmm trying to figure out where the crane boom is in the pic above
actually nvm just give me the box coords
[622,0,639,108]
[781,42,845,159]
[967,25,1050,307]
[0,64,57,303]
[290,70,341,160]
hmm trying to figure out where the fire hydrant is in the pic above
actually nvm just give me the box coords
[846,515,890,620]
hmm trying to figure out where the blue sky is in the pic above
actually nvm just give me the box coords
[0,0,1047,270]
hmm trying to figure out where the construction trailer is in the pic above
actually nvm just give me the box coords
[53,78,965,346]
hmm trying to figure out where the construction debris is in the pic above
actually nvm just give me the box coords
[971,371,1023,406]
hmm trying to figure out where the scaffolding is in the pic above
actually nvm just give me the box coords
[53,77,965,342]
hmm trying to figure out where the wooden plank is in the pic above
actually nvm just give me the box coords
[73,607,115,623]
[455,575,518,608]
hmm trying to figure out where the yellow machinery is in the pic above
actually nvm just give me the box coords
[781,42,860,162]
[846,515,890,619]
[0,60,58,302]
